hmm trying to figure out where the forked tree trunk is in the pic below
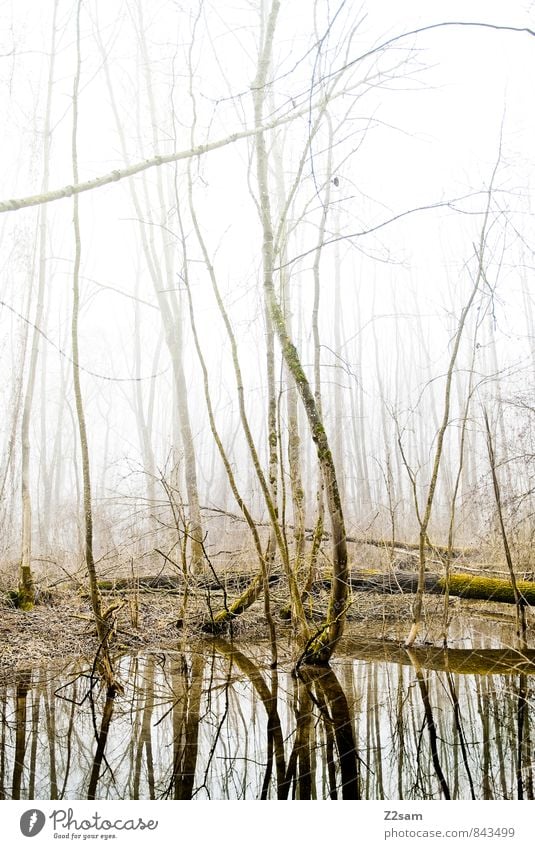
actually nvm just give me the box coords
[271,101,306,587]
[266,298,348,664]
[254,1,347,665]
[183,3,307,643]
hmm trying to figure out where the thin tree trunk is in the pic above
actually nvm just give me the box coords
[484,409,528,650]
[134,2,204,572]
[176,191,276,653]
[270,108,306,591]
[405,157,499,646]
[18,0,59,609]
[95,13,204,573]
[254,2,347,665]
[71,0,114,685]
[182,17,304,642]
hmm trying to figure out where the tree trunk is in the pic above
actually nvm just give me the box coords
[253,2,347,665]
[18,0,59,609]
[70,1,115,688]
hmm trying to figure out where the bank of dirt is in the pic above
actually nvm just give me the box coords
[1,577,530,684]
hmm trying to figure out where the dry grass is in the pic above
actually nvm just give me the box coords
[1,571,531,685]
[1,535,531,681]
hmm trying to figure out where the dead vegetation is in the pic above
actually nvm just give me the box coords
[2,542,533,682]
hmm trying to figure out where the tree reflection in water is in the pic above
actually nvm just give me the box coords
[0,642,533,799]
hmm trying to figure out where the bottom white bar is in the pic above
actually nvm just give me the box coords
[2,800,531,849]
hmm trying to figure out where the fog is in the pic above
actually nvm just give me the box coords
[1,0,534,612]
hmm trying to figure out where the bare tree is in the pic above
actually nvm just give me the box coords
[404,156,500,646]
[70,0,115,687]
[18,0,59,608]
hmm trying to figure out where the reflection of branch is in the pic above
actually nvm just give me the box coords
[161,653,204,800]
[342,636,535,675]
[284,677,313,799]
[298,665,360,799]
[12,674,30,799]
[87,688,116,799]
[59,687,78,799]
[406,651,451,799]
[54,671,97,706]
[191,657,232,800]
[213,639,288,798]
[445,671,476,799]
[516,673,531,800]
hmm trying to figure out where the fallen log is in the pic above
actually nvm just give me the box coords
[347,537,479,557]
[96,572,281,593]
[96,569,535,605]
[97,575,182,592]
[199,506,477,557]
[315,570,535,605]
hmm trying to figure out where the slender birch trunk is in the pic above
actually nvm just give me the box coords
[18,0,59,608]
[70,1,115,687]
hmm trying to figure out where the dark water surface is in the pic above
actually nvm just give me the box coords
[2,636,534,800]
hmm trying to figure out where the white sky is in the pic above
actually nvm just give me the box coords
[0,0,534,544]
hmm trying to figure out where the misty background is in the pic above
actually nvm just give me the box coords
[1,0,534,582]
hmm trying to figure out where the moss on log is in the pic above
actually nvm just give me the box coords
[314,570,535,605]
[441,573,535,604]
[201,573,265,633]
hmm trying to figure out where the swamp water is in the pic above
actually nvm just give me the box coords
[2,633,535,800]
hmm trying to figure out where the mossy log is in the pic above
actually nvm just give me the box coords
[96,573,281,593]
[97,575,182,592]
[95,568,535,606]
[339,637,535,675]
[314,570,535,605]
[201,573,265,633]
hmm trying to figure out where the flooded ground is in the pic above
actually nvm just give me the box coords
[2,630,534,800]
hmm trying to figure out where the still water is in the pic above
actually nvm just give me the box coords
[2,637,534,800]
